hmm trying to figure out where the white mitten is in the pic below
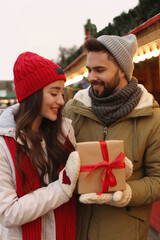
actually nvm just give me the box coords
[107,183,132,207]
[124,157,133,180]
[79,183,132,207]
[59,151,80,198]
[79,192,113,204]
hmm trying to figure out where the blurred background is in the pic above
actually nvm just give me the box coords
[1,0,160,108]
[0,1,160,238]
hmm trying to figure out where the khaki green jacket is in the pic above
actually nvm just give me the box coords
[64,84,160,240]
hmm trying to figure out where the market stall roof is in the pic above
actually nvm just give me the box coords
[64,13,160,86]
[128,13,160,63]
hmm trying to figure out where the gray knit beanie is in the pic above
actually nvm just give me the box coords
[97,34,138,81]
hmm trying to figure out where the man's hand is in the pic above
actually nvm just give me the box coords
[79,183,132,207]
[79,157,133,206]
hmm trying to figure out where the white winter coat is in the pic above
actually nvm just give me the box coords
[0,104,76,240]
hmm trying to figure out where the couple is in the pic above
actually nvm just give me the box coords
[0,34,160,240]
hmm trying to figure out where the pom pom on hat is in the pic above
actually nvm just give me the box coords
[13,51,66,102]
[97,34,138,81]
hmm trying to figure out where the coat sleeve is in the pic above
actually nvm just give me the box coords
[127,111,160,206]
[0,141,69,227]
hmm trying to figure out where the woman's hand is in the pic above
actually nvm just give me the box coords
[59,151,80,198]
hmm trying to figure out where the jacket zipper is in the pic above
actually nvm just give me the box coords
[104,127,107,140]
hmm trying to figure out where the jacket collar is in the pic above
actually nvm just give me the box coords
[74,84,154,109]
[73,83,157,120]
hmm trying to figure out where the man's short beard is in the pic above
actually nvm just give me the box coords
[93,70,120,98]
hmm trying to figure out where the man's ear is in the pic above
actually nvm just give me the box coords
[119,69,125,78]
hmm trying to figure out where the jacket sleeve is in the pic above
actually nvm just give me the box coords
[0,141,69,227]
[127,111,160,206]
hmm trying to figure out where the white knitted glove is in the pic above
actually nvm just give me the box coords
[79,183,132,207]
[59,151,80,198]
[79,157,133,206]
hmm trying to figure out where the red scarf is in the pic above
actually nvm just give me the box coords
[4,136,76,240]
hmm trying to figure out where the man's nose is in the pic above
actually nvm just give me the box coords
[88,71,97,82]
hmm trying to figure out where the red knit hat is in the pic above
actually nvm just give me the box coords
[13,51,66,102]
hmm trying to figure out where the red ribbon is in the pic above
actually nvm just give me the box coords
[80,141,125,195]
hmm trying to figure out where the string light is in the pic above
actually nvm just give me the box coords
[133,46,160,63]
[65,71,88,87]
[0,99,17,105]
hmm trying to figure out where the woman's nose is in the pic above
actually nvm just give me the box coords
[57,94,65,106]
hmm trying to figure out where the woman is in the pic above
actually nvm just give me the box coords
[0,52,80,240]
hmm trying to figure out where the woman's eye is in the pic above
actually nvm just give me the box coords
[51,93,57,96]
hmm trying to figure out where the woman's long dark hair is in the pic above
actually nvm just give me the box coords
[14,89,74,188]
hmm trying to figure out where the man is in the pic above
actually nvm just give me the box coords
[64,34,160,240]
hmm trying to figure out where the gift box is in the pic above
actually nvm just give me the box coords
[76,140,126,194]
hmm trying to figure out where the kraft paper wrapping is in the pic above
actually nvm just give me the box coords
[76,140,126,194]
